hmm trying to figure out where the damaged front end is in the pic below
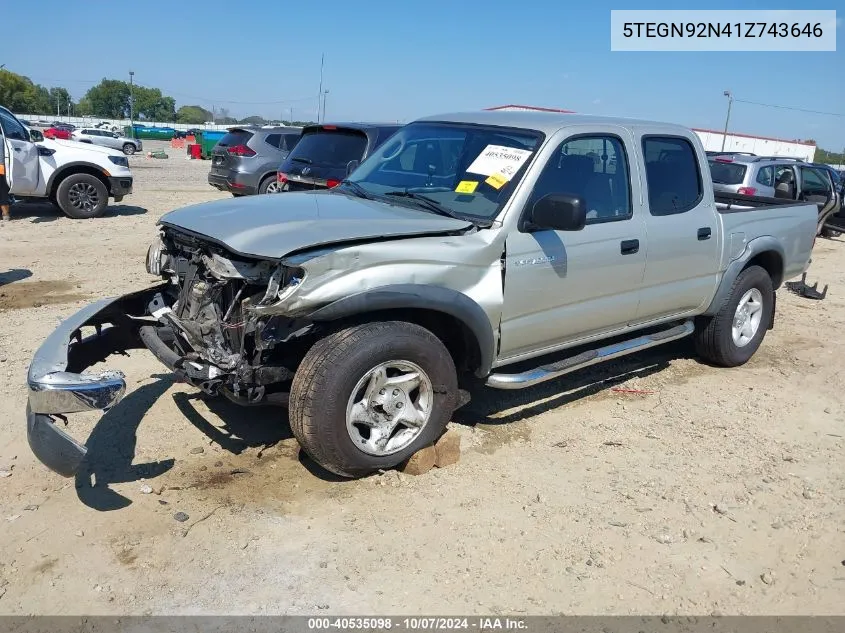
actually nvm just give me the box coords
[27,228,311,477]
[142,228,311,405]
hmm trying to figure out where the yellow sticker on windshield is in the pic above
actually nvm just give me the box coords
[455,180,478,194]
[485,173,508,190]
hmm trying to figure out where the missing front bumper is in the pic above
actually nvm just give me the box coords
[25,285,166,477]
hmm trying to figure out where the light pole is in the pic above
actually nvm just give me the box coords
[316,53,324,123]
[321,89,329,122]
[129,70,135,138]
[721,90,733,152]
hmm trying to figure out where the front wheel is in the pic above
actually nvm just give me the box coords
[289,321,458,477]
[123,143,136,155]
[694,265,774,367]
[55,174,109,219]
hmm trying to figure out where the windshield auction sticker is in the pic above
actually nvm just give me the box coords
[467,145,533,179]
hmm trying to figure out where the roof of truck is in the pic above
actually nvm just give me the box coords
[415,110,691,135]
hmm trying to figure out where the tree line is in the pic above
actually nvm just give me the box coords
[0,68,314,126]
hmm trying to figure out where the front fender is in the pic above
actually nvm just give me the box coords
[306,284,497,378]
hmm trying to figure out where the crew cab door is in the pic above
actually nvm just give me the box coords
[798,165,837,225]
[0,107,40,194]
[498,128,647,361]
[633,134,721,323]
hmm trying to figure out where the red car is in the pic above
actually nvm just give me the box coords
[43,127,72,140]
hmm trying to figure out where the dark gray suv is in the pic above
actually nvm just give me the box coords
[208,126,301,196]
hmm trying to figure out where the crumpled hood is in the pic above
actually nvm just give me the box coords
[159,191,473,259]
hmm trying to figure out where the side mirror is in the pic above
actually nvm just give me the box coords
[346,160,360,176]
[527,193,587,231]
[29,129,45,142]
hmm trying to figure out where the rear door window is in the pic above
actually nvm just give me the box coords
[708,160,747,185]
[755,165,774,187]
[643,136,703,215]
[281,133,301,151]
[287,128,368,167]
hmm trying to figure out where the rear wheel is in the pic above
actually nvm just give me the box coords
[694,265,774,367]
[123,143,136,155]
[55,173,109,219]
[289,321,458,477]
[258,174,279,194]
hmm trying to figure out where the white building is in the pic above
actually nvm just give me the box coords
[484,105,816,162]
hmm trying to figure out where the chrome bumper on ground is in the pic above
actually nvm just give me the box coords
[26,287,163,477]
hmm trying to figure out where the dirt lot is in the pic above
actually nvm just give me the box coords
[0,141,843,615]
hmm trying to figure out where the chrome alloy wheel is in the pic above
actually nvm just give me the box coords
[345,360,434,456]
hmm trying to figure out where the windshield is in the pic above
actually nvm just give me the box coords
[287,128,368,167]
[708,160,747,185]
[342,122,543,221]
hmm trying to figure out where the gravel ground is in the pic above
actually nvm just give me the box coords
[0,141,843,615]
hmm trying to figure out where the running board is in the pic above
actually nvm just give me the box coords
[486,320,695,390]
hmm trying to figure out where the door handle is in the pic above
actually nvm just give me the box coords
[620,239,639,255]
[697,227,712,240]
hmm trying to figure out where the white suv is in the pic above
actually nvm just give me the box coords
[72,128,142,155]
[1,106,133,218]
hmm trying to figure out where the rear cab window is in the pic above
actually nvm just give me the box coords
[708,159,747,185]
[642,136,703,215]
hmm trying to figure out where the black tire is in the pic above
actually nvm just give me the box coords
[257,174,278,195]
[55,173,109,219]
[289,321,458,478]
[694,265,774,367]
[123,143,136,155]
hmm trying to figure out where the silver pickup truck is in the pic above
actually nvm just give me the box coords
[26,111,818,479]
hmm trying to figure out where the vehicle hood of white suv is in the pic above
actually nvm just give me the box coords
[40,137,125,157]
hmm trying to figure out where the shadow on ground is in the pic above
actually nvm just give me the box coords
[11,201,148,223]
[455,338,696,427]
[75,338,698,501]
[75,375,176,511]
[0,268,33,286]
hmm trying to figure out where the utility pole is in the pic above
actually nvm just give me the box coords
[321,89,329,122]
[56,96,60,117]
[316,53,324,123]
[290,107,294,124]
[129,70,135,138]
[721,90,733,152]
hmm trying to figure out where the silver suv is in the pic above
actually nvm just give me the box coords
[709,155,840,226]
[72,128,143,155]
[208,126,301,196]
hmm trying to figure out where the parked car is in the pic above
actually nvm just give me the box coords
[207,126,302,196]
[705,150,756,158]
[708,155,839,232]
[43,127,73,140]
[276,123,402,192]
[1,105,133,219]
[52,122,75,132]
[24,110,819,479]
[72,128,143,155]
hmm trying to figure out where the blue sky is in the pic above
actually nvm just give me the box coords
[3,0,843,148]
